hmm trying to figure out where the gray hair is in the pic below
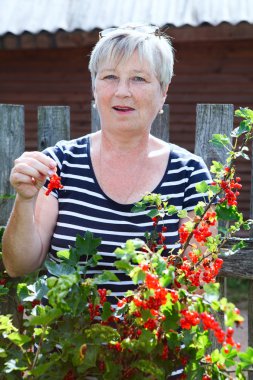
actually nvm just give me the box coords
[88,26,174,93]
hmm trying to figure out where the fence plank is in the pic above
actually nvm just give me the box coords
[0,104,25,328]
[91,101,169,142]
[195,104,234,167]
[0,104,25,226]
[195,104,234,351]
[38,106,70,150]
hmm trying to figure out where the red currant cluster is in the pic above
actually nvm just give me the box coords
[214,167,242,206]
[178,255,223,287]
[179,211,217,246]
[45,173,64,196]
[180,309,200,329]
[97,288,107,305]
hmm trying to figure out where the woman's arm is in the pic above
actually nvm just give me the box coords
[2,152,58,277]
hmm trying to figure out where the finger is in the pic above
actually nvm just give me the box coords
[21,151,56,169]
[15,153,56,177]
[13,159,55,180]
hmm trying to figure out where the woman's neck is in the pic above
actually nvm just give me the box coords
[99,129,151,156]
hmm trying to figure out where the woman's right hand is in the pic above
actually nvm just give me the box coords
[10,151,57,200]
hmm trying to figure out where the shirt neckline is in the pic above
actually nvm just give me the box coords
[86,135,173,208]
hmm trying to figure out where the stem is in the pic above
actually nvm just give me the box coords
[31,324,47,371]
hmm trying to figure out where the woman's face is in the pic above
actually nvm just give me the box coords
[94,51,167,135]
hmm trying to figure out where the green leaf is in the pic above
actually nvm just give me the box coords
[177,209,188,219]
[210,134,231,148]
[216,203,241,221]
[101,301,113,321]
[0,347,7,358]
[83,324,120,343]
[94,270,120,284]
[131,202,148,213]
[56,249,79,265]
[0,286,9,296]
[147,209,160,218]
[45,260,76,277]
[232,240,247,252]
[31,354,60,376]
[194,201,206,217]
[165,205,178,215]
[132,359,165,379]
[21,277,49,302]
[129,266,145,284]
[211,348,221,363]
[195,181,209,193]
[231,120,251,137]
[159,266,175,287]
[75,231,102,257]
[238,347,253,366]
[29,306,62,326]
[235,107,253,121]
[210,160,224,174]
[114,239,144,262]
[195,333,210,359]
[0,316,17,334]
[17,283,30,300]
[47,276,57,289]
[114,259,133,273]
[5,332,31,346]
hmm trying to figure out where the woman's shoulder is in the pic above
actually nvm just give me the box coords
[54,134,90,151]
[169,143,206,165]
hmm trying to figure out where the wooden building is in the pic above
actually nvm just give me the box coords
[0,0,253,216]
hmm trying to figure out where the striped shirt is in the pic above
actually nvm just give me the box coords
[43,134,212,299]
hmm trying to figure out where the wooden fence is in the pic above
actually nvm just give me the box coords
[0,103,253,377]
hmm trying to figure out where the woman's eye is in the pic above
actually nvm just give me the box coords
[132,76,146,82]
[104,75,117,80]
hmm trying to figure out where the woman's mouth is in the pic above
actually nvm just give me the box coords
[112,106,135,112]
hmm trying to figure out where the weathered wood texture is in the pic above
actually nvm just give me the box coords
[195,104,234,168]
[195,104,234,351]
[0,104,24,226]
[38,106,70,150]
[91,102,169,142]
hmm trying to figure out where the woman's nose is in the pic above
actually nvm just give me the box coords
[114,79,131,97]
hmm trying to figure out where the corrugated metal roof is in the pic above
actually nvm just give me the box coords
[0,0,253,36]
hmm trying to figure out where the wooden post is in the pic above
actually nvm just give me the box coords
[91,101,169,142]
[0,104,25,226]
[195,104,234,168]
[150,105,169,142]
[0,104,24,329]
[38,106,70,150]
[195,104,234,351]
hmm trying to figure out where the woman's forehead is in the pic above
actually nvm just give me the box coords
[97,50,153,73]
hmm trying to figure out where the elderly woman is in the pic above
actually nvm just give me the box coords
[3,25,212,294]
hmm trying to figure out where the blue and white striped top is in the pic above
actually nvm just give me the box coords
[43,134,212,298]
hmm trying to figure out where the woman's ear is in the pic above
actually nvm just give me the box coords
[160,85,168,110]
[162,85,169,99]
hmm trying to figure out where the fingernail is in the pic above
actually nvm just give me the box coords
[48,170,55,176]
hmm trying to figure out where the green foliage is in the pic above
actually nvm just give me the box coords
[0,108,253,379]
